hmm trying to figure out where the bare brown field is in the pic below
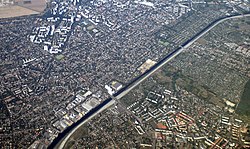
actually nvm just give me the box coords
[0,5,39,18]
[15,0,46,12]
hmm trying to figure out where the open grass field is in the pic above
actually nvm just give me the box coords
[236,79,250,116]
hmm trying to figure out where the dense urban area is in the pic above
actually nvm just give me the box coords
[61,16,250,149]
[0,0,249,148]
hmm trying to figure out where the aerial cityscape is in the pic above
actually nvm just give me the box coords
[0,0,249,148]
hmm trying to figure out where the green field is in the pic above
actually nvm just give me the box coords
[159,40,169,47]
[87,25,95,30]
[55,54,65,60]
[236,79,250,116]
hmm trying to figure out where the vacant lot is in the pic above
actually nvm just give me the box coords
[0,5,39,18]
[15,0,46,12]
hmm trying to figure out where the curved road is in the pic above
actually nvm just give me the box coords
[54,13,250,149]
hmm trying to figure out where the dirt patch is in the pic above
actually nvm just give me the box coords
[15,0,46,12]
[0,5,39,18]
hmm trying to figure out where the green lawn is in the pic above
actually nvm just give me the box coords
[55,54,65,60]
[159,40,169,47]
[236,79,250,116]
